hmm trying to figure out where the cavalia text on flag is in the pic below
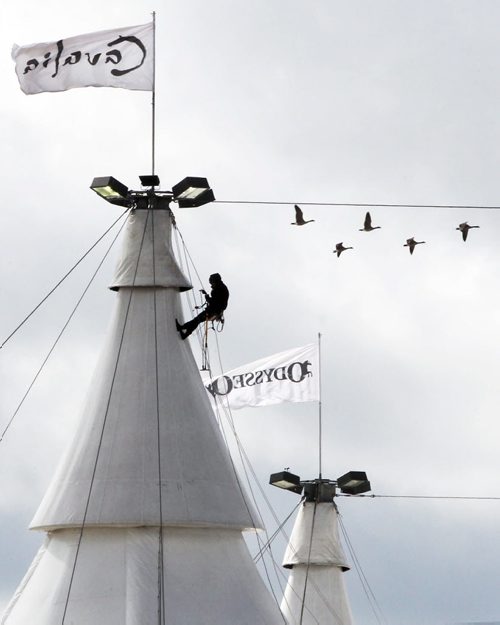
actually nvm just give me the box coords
[204,344,320,410]
[12,22,153,95]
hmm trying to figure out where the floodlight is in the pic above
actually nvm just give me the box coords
[139,174,160,187]
[90,176,129,207]
[336,471,371,495]
[269,471,303,494]
[172,176,215,208]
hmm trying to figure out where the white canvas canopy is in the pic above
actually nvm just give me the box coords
[281,501,354,625]
[31,210,257,531]
[2,208,284,625]
[3,527,282,624]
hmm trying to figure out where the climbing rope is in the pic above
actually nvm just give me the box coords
[0,208,130,351]
[0,215,128,446]
[338,513,387,625]
[170,222,348,625]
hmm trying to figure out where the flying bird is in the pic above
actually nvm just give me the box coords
[334,242,353,257]
[456,222,479,242]
[291,204,315,226]
[359,211,381,232]
[404,237,425,255]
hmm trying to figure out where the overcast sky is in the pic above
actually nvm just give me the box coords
[1,1,500,624]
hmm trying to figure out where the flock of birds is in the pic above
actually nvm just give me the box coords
[290,204,480,257]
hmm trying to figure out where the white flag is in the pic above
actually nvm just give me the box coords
[205,344,319,410]
[12,23,153,95]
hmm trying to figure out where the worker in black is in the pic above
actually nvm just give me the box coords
[176,273,229,340]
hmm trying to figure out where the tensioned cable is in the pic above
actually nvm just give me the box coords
[174,211,320,625]
[249,492,345,624]
[61,210,149,625]
[338,493,500,500]
[207,324,345,623]
[271,558,320,625]
[210,332,289,600]
[251,498,347,625]
[264,521,348,625]
[1,208,130,351]
[174,226,344,623]
[214,401,285,615]
[173,222,500,623]
[207,336,286,620]
[205,336,286,534]
[338,514,387,625]
[299,499,318,625]
[151,209,166,625]
[214,199,500,210]
[253,501,302,564]
[188,298,285,621]
[172,223,208,352]
[0,216,129,445]
[210,331,359,625]
[209,366,293,591]
[211,335,345,625]
[172,227,193,314]
[267,513,348,625]
[173,220,280,603]
[207,363,289,550]
[172,226,204,288]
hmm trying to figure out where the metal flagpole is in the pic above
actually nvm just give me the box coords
[318,332,322,479]
[151,11,156,176]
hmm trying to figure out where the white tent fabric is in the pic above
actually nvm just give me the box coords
[2,527,282,625]
[282,502,349,570]
[110,209,191,290]
[2,208,284,625]
[281,564,353,625]
[31,285,258,530]
[31,208,258,531]
[281,501,353,625]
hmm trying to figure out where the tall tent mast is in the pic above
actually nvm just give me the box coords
[280,481,354,625]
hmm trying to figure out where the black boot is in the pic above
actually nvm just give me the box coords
[176,319,192,340]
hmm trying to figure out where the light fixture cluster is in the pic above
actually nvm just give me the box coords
[90,175,215,209]
[269,469,371,499]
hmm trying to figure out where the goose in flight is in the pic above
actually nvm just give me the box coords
[359,211,381,232]
[291,204,315,226]
[334,242,353,257]
[456,222,479,242]
[404,237,425,255]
